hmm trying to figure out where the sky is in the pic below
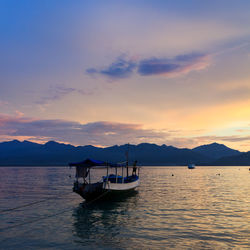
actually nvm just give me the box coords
[1,0,250,151]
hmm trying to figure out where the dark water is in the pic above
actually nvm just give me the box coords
[0,166,249,249]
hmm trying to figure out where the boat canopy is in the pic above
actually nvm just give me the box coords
[69,158,127,178]
[69,158,126,168]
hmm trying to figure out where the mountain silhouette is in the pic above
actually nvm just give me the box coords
[210,151,250,166]
[192,142,241,160]
[0,140,248,166]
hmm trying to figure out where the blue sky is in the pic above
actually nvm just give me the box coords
[1,0,250,150]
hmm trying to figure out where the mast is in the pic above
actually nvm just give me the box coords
[126,143,129,178]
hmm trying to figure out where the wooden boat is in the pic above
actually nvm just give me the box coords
[69,158,140,201]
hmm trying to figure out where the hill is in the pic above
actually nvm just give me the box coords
[192,142,241,160]
[210,151,250,166]
[0,140,248,166]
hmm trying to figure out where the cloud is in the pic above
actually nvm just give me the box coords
[0,100,8,107]
[137,53,210,77]
[1,113,249,150]
[0,113,34,126]
[86,52,211,79]
[80,121,142,135]
[0,113,168,146]
[138,60,179,76]
[236,129,250,133]
[195,135,250,143]
[86,55,137,79]
[36,85,93,105]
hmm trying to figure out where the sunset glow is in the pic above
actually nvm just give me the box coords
[1,0,250,151]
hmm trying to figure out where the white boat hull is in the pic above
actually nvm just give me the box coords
[103,179,140,191]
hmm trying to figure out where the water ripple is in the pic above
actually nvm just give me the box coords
[0,166,249,249]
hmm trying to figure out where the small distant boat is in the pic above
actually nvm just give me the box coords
[69,158,140,201]
[188,164,195,169]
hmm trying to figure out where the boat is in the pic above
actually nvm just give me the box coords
[188,163,195,169]
[69,158,140,201]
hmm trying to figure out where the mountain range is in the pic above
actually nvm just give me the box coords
[0,140,249,166]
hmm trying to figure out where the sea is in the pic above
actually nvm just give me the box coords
[0,166,249,249]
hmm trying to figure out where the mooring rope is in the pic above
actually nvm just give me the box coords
[1,197,55,214]
[0,191,72,214]
[0,206,73,232]
[0,188,111,233]
[82,189,111,207]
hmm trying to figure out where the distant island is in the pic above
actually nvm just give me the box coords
[0,140,249,166]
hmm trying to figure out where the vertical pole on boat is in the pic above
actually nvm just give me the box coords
[126,143,129,178]
[115,167,118,183]
[106,163,109,189]
[75,166,78,183]
[126,160,128,178]
[89,168,91,183]
[106,163,109,180]
[122,165,124,183]
[75,167,77,181]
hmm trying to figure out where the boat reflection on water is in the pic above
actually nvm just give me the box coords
[72,190,139,248]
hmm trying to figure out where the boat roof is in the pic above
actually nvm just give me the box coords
[69,158,126,168]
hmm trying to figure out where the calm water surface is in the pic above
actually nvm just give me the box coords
[0,166,249,249]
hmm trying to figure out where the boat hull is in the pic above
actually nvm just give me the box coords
[188,164,195,169]
[73,178,139,202]
[103,179,140,191]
